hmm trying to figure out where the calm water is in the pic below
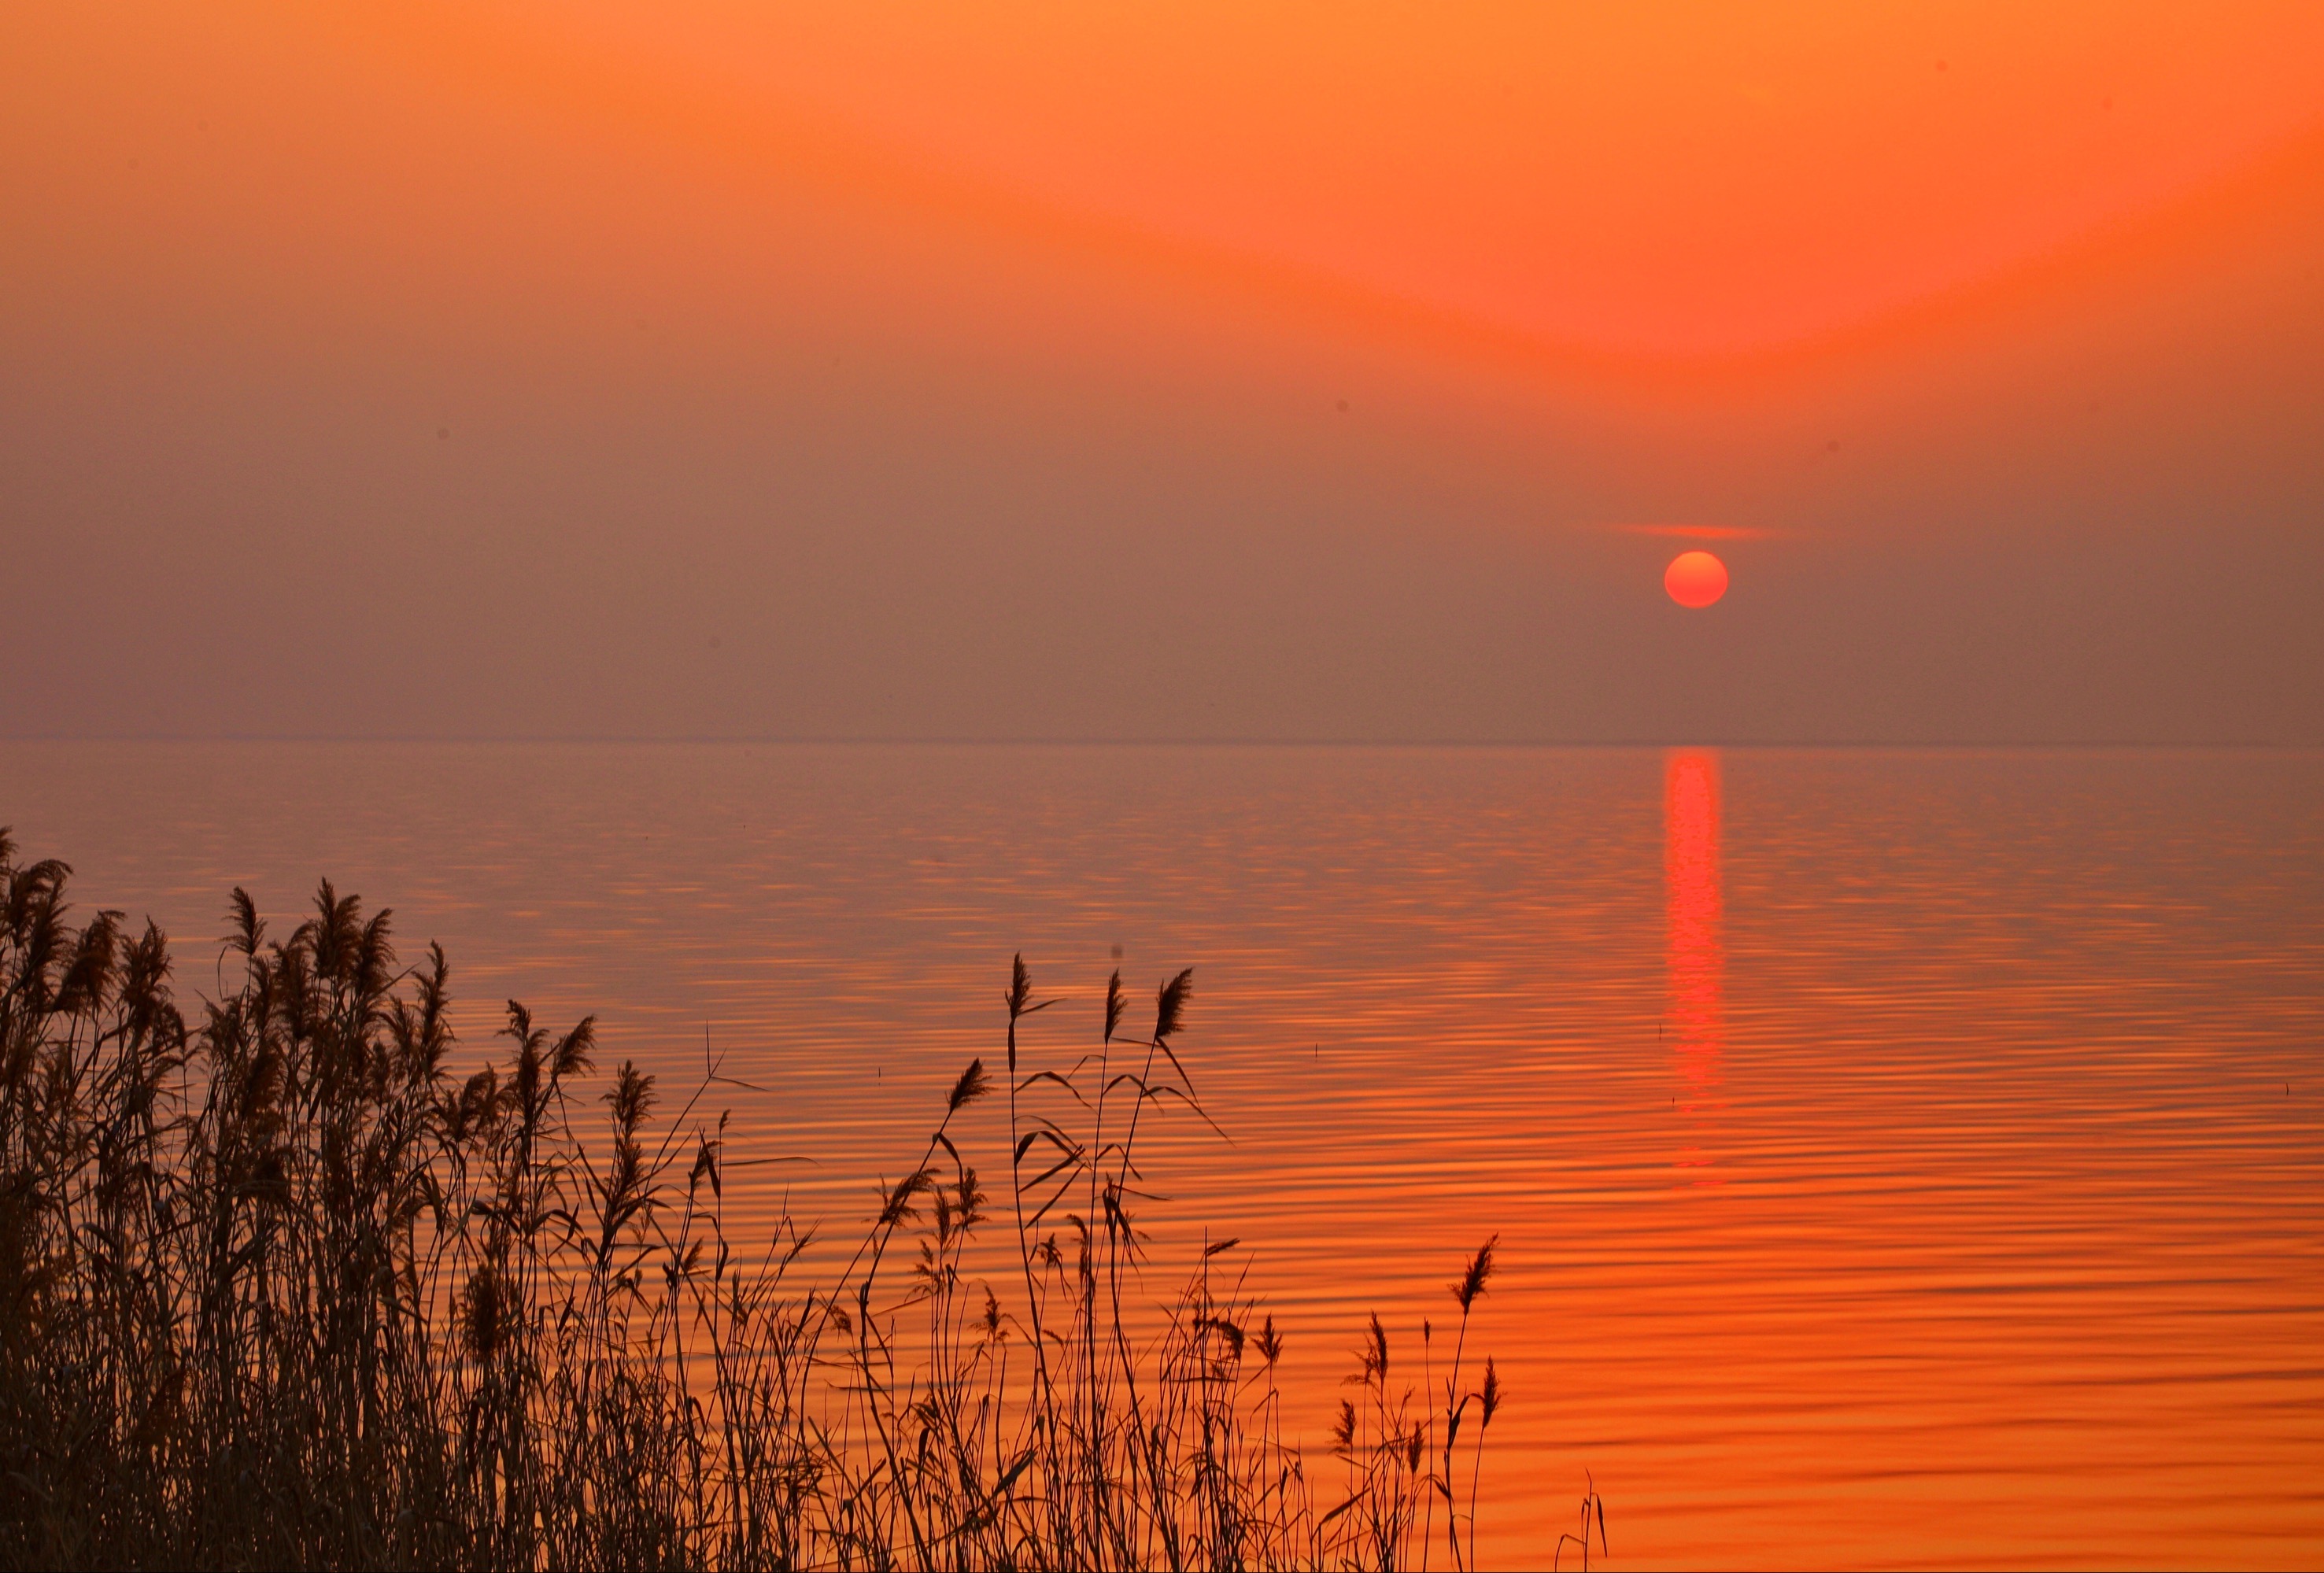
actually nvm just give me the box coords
[4,741,2318,1568]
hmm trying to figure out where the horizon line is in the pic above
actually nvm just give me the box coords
[0,733,2312,751]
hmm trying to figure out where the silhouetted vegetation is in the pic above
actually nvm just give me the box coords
[0,830,1520,1570]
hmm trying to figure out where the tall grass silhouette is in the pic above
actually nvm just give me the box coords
[0,830,1539,1570]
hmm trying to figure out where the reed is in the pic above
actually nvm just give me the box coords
[0,830,1530,1571]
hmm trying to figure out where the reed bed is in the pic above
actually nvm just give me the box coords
[0,830,1535,1571]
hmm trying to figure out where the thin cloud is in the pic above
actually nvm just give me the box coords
[1594,523,1788,541]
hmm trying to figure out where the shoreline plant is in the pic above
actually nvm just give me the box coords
[0,829,1539,1570]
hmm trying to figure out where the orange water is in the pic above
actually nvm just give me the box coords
[6,742,2318,1567]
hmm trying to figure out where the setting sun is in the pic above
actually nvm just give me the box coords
[1665,551,1730,609]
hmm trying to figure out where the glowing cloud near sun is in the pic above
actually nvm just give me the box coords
[1665,552,1729,609]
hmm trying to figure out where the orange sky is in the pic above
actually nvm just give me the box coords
[539,0,2324,352]
[15,2,2321,350]
[2,2,2320,742]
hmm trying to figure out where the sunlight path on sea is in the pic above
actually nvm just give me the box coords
[5,742,2318,1567]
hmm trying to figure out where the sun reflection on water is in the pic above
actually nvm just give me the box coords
[1666,749,1723,1181]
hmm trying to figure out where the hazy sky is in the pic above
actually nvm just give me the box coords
[5,2,2320,743]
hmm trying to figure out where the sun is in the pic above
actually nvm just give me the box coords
[1664,551,1729,609]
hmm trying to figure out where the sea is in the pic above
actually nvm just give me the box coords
[3,740,2317,1568]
